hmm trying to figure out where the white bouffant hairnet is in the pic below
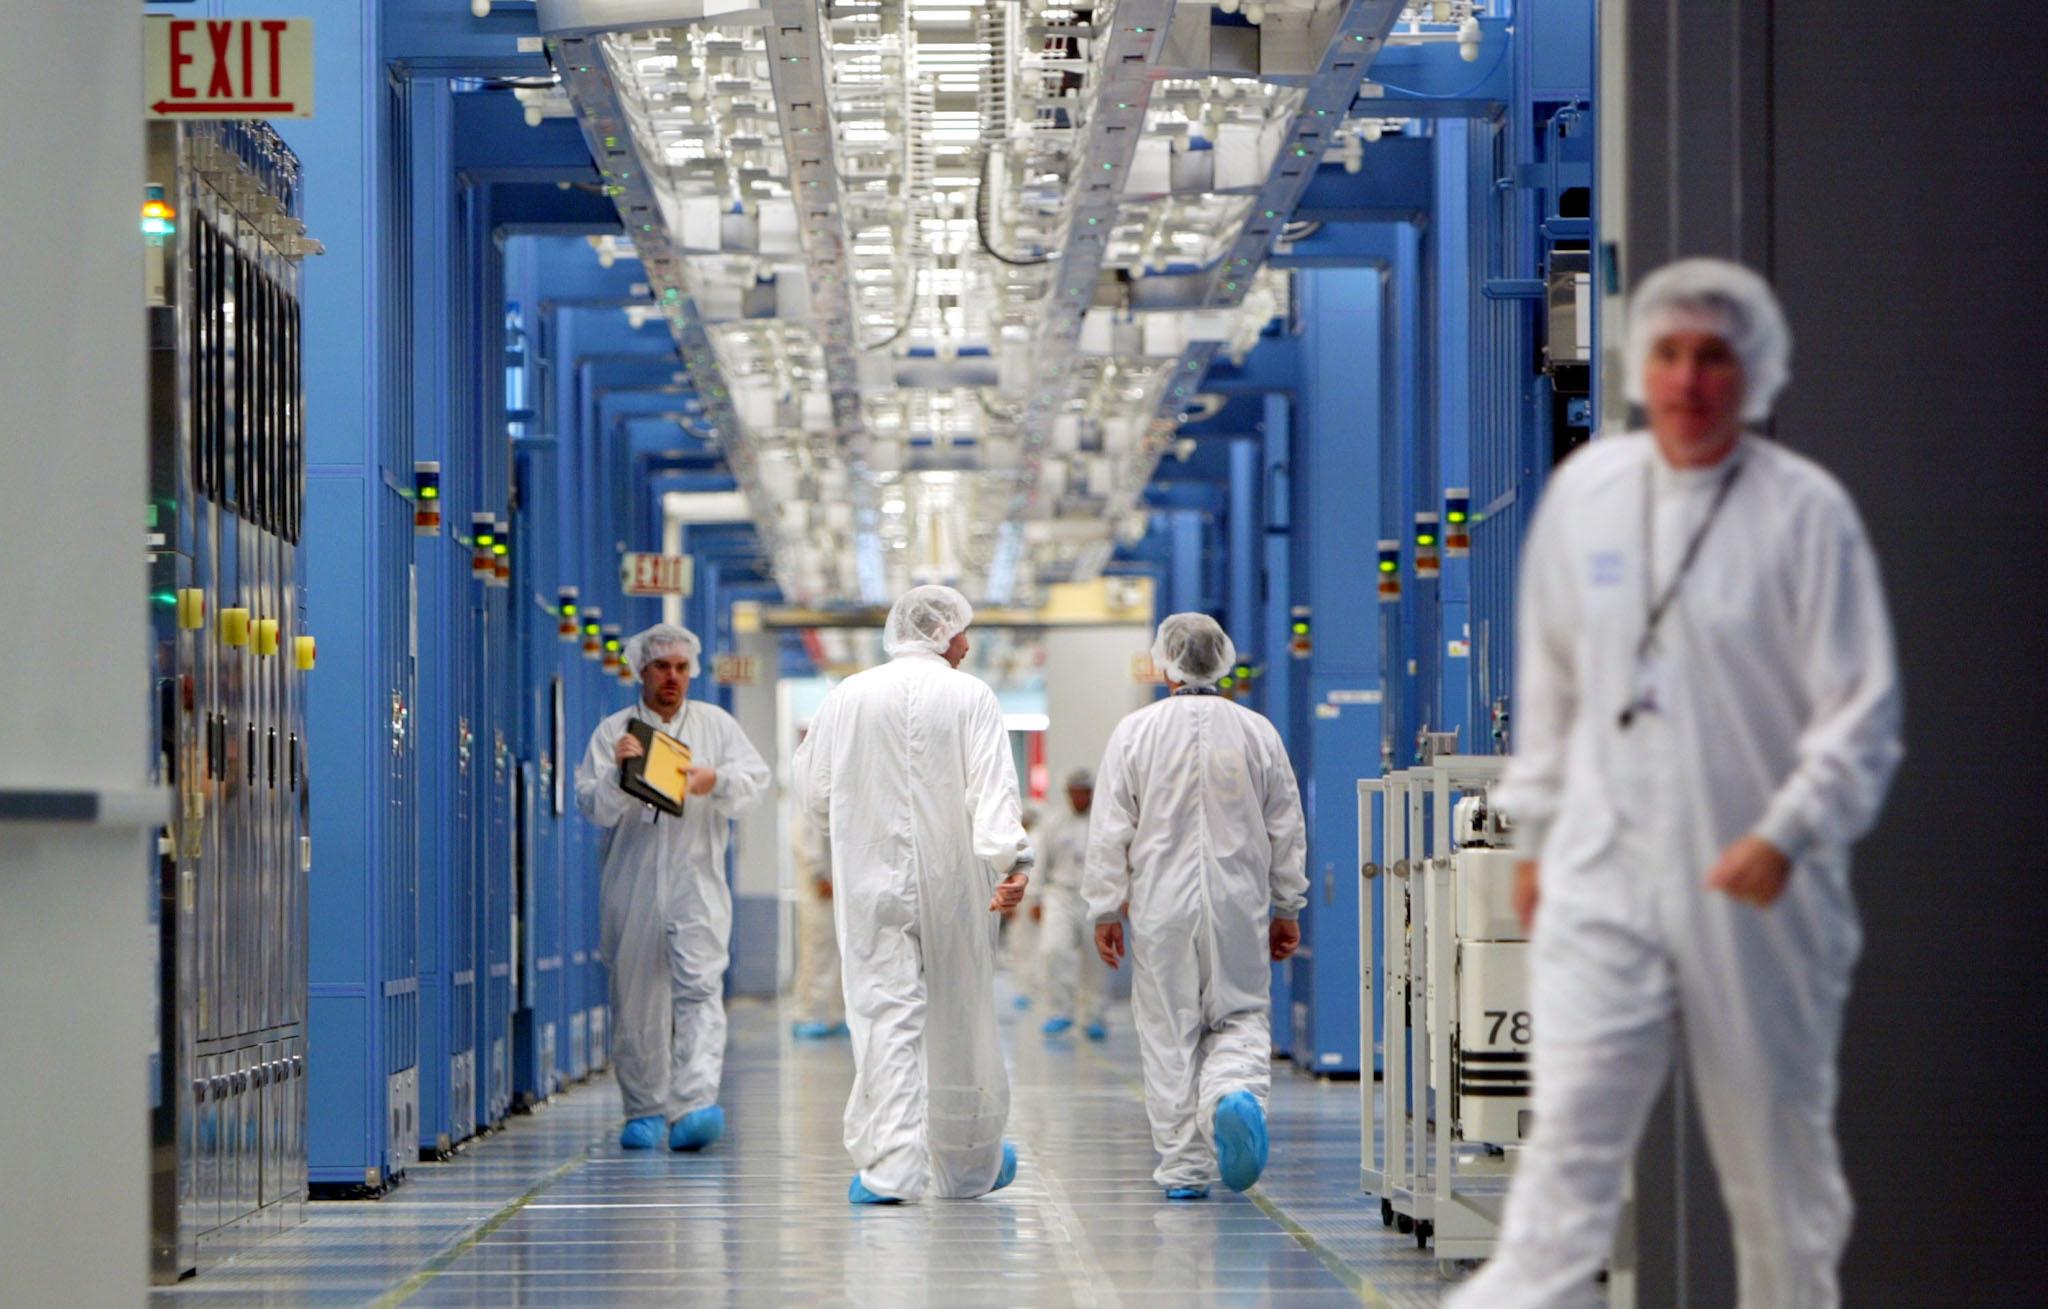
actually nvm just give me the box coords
[883,584,974,656]
[1624,257,1792,423]
[626,622,702,676]
[1153,613,1236,689]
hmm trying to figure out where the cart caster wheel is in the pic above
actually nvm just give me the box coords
[1380,1198,1394,1227]
[1397,1213,1414,1235]
[1438,1259,1470,1281]
[1417,1219,1434,1250]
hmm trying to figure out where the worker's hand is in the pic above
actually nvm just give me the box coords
[1513,860,1540,933]
[1095,920,1126,969]
[1029,902,1043,924]
[1269,918,1301,962]
[686,766,718,797]
[990,870,1028,912]
[1706,835,1792,908]
[614,733,645,765]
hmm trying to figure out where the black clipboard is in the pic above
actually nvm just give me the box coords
[619,718,691,817]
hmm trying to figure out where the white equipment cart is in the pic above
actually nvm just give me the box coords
[1359,756,1530,1276]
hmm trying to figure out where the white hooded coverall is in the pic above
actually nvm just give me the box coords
[575,699,771,1123]
[1085,693,1308,1189]
[1448,433,1902,1309]
[1037,805,1109,1026]
[791,813,844,1027]
[793,651,1031,1200]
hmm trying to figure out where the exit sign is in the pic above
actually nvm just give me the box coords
[146,16,314,120]
[620,552,693,597]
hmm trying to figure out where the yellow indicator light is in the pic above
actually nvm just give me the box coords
[1417,534,1437,547]
[562,604,577,617]
[475,533,494,547]
[295,636,317,671]
[605,639,621,652]
[220,607,250,647]
[585,623,600,636]
[177,588,206,631]
[1291,622,1309,635]
[493,544,508,556]
[419,486,439,499]
[1379,561,1398,573]
[1446,511,1467,524]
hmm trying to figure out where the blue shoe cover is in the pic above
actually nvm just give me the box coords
[1041,1015,1074,1036]
[990,1142,1018,1194]
[1012,995,1033,1011]
[669,1104,725,1152]
[619,1115,663,1150]
[1214,1091,1269,1192]
[828,1022,851,1037]
[1166,1185,1210,1201]
[1085,1021,1108,1042]
[848,1174,901,1205]
[792,1020,833,1040]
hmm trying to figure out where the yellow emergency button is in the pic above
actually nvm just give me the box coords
[177,588,206,631]
[294,636,317,671]
[220,607,250,647]
[254,618,280,657]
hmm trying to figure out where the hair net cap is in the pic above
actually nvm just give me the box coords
[1624,257,1792,423]
[1152,613,1236,689]
[1065,767,1095,790]
[626,623,702,676]
[883,585,974,656]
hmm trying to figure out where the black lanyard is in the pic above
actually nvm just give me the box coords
[1618,457,1742,729]
[1172,685,1222,697]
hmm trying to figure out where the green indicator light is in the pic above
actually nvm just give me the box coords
[1236,665,1251,677]
[1291,622,1309,635]
[562,604,577,617]
[152,590,178,607]
[493,544,509,556]
[605,639,621,652]
[1103,163,1115,171]
[585,623,600,636]
[1294,148,1309,157]
[1220,677,1234,689]
[1379,561,1398,573]
[1447,511,1467,524]
[475,533,495,547]
[1417,534,1436,546]
[420,486,438,499]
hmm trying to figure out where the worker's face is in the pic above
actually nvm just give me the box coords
[640,654,691,715]
[1067,785,1093,815]
[942,628,970,669]
[1643,329,1746,465]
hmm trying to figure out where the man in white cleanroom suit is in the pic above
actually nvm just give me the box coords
[1446,259,1903,1309]
[789,803,845,1040]
[1037,769,1112,1041]
[1087,613,1307,1200]
[574,623,771,1152]
[792,585,1035,1204]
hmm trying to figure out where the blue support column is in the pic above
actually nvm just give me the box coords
[282,0,424,1192]
[1258,391,1297,1055]
[1290,267,1387,1076]
[1433,119,1477,753]
[408,75,479,1158]
[1227,437,1259,662]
